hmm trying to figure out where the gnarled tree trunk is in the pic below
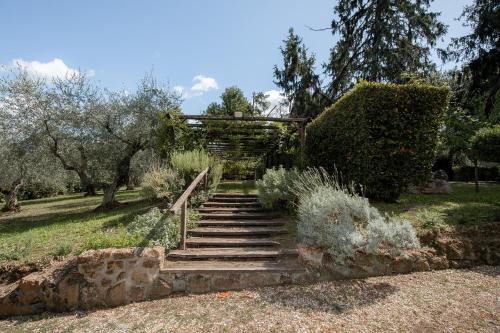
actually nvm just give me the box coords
[96,144,140,210]
[1,178,23,212]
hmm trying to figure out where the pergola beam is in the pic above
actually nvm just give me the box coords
[180,115,308,123]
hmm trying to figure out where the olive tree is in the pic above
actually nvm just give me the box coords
[0,71,63,211]
[90,76,181,209]
[43,73,102,196]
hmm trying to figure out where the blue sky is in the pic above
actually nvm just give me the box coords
[1,0,472,114]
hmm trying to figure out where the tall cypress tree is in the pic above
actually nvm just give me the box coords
[326,0,446,98]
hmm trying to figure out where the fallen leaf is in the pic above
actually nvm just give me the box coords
[217,291,231,300]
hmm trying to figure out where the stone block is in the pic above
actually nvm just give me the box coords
[107,281,126,306]
[111,248,135,259]
[186,274,212,293]
[428,256,449,270]
[101,278,112,287]
[79,263,105,276]
[151,278,172,299]
[143,258,160,269]
[107,260,124,270]
[129,286,145,302]
[171,278,186,292]
[131,271,151,285]
[55,275,80,309]
[414,259,430,271]
[116,271,127,281]
[212,273,242,291]
[392,256,413,274]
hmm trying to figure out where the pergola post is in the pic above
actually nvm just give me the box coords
[298,122,306,169]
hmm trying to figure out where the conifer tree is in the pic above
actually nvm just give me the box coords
[326,0,446,98]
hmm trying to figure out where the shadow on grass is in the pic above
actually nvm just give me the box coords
[0,199,154,236]
[256,280,398,313]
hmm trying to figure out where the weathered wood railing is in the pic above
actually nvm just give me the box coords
[168,167,209,250]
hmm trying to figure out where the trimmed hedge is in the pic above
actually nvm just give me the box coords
[306,82,450,202]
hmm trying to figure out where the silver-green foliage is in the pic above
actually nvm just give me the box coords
[127,208,178,249]
[296,170,420,264]
[255,166,298,208]
[127,208,198,250]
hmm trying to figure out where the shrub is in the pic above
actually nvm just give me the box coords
[141,163,184,201]
[306,82,450,202]
[256,167,298,208]
[127,207,199,250]
[297,184,419,264]
[470,125,500,163]
[170,149,223,192]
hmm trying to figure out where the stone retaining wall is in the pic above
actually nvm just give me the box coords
[77,247,166,308]
[1,225,499,317]
[0,247,167,317]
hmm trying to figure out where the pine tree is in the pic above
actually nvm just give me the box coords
[442,0,500,120]
[273,28,323,118]
[326,0,446,98]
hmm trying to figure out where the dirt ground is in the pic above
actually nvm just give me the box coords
[1,266,498,333]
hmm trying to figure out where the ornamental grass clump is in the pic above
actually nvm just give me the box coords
[171,149,224,192]
[295,169,419,264]
[141,163,184,201]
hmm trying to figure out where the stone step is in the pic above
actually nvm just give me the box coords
[188,227,287,237]
[202,201,261,207]
[161,260,305,274]
[212,193,258,198]
[186,237,280,247]
[207,197,259,203]
[200,212,279,220]
[167,248,298,260]
[197,219,286,227]
[197,207,265,213]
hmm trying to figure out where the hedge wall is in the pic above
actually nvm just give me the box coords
[306,82,450,202]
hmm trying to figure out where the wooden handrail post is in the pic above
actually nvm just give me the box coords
[180,200,187,250]
[204,172,209,192]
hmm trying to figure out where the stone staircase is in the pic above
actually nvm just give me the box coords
[162,193,305,281]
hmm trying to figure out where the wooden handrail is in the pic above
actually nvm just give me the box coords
[168,167,209,249]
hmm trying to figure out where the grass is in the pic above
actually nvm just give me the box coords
[0,189,158,265]
[374,182,500,230]
[216,180,257,195]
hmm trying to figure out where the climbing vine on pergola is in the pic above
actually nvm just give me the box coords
[179,115,308,173]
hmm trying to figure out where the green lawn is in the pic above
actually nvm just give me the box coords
[1,181,498,267]
[374,182,500,230]
[216,180,257,195]
[0,189,157,265]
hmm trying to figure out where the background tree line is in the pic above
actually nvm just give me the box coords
[273,0,499,175]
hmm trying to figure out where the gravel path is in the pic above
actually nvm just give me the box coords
[1,266,499,332]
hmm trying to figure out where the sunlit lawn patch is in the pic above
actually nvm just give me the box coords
[0,189,156,265]
[374,182,500,230]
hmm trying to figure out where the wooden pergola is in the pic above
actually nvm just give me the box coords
[179,114,309,167]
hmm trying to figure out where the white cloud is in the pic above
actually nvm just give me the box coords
[10,58,95,79]
[191,75,218,93]
[175,75,218,99]
[263,89,288,116]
